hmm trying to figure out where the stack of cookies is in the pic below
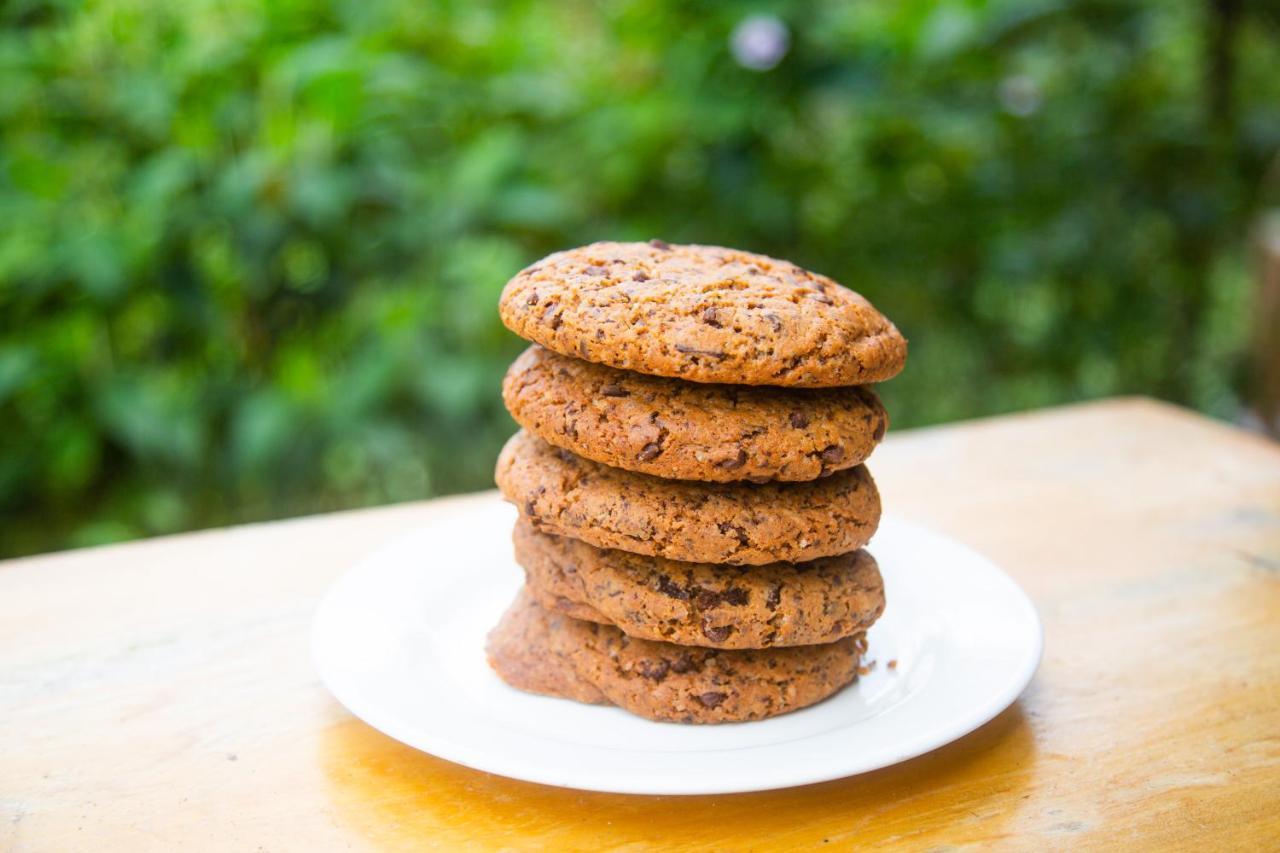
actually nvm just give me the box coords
[487,240,907,723]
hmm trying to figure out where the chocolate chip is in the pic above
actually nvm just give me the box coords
[701,306,722,328]
[701,622,733,643]
[578,340,589,359]
[637,659,670,682]
[632,271,649,282]
[648,238,671,250]
[789,411,809,429]
[584,265,607,276]
[697,691,727,709]
[821,445,844,464]
[522,486,546,520]
[722,588,749,606]
[766,585,781,610]
[542,302,562,329]
[717,522,749,547]
[670,655,695,674]
[873,419,886,442]
[763,312,783,332]
[674,343,727,359]
[694,588,721,609]
[716,449,747,470]
[656,575,690,600]
[747,475,771,484]
[600,384,629,398]
[525,291,539,306]
[806,291,833,304]
[637,442,663,461]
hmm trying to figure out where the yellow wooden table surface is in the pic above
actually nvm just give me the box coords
[3,398,1278,850]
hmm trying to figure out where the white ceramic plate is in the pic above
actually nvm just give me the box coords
[313,494,1041,795]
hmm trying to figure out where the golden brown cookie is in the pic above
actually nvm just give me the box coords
[484,587,607,706]
[486,587,867,723]
[499,241,907,387]
[495,431,882,566]
[502,345,888,482]
[514,519,885,649]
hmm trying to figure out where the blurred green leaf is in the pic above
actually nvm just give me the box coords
[1,0,1277,556]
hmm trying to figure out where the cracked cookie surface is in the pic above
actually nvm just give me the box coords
[515,519,885,649]
[503,345,888,482]
[495,430,881,566]
[486,587,867,723]
[498,241,907,387]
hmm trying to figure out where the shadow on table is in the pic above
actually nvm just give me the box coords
[318,701,1040,848]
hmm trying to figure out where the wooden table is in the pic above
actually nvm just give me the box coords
[3,398,1278,850]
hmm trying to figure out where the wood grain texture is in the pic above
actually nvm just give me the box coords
[2,398,1278,850]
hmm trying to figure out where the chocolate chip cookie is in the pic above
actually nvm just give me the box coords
[499,241,907,387]
[514,519,884,649]
[495,430,882,566]
[503,345,888,482]
[487,587,867,723]
[484,586,608,706]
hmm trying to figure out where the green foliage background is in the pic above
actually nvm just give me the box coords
[2,0,1278,556]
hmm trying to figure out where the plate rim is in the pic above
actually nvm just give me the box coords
[313,509,1043,795]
